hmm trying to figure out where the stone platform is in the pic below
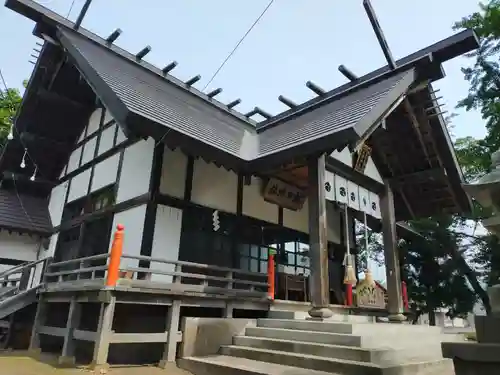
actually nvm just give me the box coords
[179,310,464,375]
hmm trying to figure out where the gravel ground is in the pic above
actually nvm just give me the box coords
[0,352,194,375]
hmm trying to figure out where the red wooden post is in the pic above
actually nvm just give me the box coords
[345,283,353,306]
[106,224,124,287]
[267,249,276,300]
[402,281,409,310]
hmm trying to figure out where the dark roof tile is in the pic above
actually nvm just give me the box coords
[58,28,417,163]
[0,188,52,235]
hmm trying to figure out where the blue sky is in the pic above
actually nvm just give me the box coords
[0,0,489,282]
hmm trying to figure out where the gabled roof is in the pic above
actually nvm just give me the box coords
[57,28,419,167]
[2,0,480,220]
[0,187,52,236]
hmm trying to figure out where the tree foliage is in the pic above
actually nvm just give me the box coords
[0,87,22,149]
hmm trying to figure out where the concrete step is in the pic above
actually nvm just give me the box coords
[257,319,354,334]
[245,327,362,347]
[220,345,380,375]
[268,310,376,323]
[257,319,443,338]
[220,346,455,375]
[178,355,341,375]
[233,335,390,364]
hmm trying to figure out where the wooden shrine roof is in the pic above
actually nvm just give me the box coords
[0,0,479,220]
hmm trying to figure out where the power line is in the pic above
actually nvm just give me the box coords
[202,0,276,91]
[67,0,77,18]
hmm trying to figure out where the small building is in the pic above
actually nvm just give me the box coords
[0,0,478,367]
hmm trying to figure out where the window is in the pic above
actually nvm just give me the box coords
[282,241,310,276]
[55,185,116,268]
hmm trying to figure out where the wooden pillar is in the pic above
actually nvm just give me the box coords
[29,298,47,353]
[159,299,181,367]
[91,297,116,369]
[307,154,332,319]
[380,183,405,322]
[59,298,82,365]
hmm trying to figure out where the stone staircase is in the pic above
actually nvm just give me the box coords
[178,311,464,375]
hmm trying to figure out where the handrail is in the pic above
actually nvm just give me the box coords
[49,254,109,268]
[43,225,270,298]
[0,257,52,295]
[0,261,30,279]
[121,254,267,279]
[0,258,50,279]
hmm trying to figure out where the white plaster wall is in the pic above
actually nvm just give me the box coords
[67,169,91,203]
[97,126,115,156]
[159,147,188,199]
[92,154,119,192]
[191,159,238,214]
[48,181,69,227]
[81,137,97,165]
[80,108,102,141]
[109,204,147,269]
[67,145,82,174]
[283,200,342,243]
[0,232,40,262]
[150,205,183,283]
[116,138,155,203]
[242,176,278,224]
[283,201,309,234]
[330,147,383,183]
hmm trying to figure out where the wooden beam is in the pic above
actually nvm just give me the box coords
[20,131,71,150]
[388,167,444,186]
[372,145,416,219]
[37,88,86,110]
[414,105,461,209]
[403,99,432,164]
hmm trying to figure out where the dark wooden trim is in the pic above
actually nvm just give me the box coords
[232,174,244,268]
[140,144,164,267]
[74,119,116,151]
[60,137,139,184]
[113,123,119,147]
[0,258,25,266]
[86,107,106,198]
[326,156,384,195]
[53,192,150,233]
[184,155,194,201]
[113,148,126,203]
[278,207,283,226]
[236,174,243,215]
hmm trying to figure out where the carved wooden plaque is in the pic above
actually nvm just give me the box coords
[356,284,386,309]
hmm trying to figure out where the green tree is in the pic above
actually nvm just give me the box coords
[0,87,22,149]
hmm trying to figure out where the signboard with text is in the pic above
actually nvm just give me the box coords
[262,178,307,211]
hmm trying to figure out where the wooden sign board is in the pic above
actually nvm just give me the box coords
[262,178,307,211]
[356,283,386,309]
[353,144,372,173]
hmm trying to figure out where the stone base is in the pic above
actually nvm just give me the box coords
[475,315,500,344]
[442,341,500,375]
[57,355,76,367]
[89,362,110,372]
[388,313,407,323]
[452,358,500,375]
[307,307,333,319]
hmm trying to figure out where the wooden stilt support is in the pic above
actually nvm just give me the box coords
[91,297,116,370]
[159,299,181,367]
[59,298,81,366]
[29,298,47,354]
